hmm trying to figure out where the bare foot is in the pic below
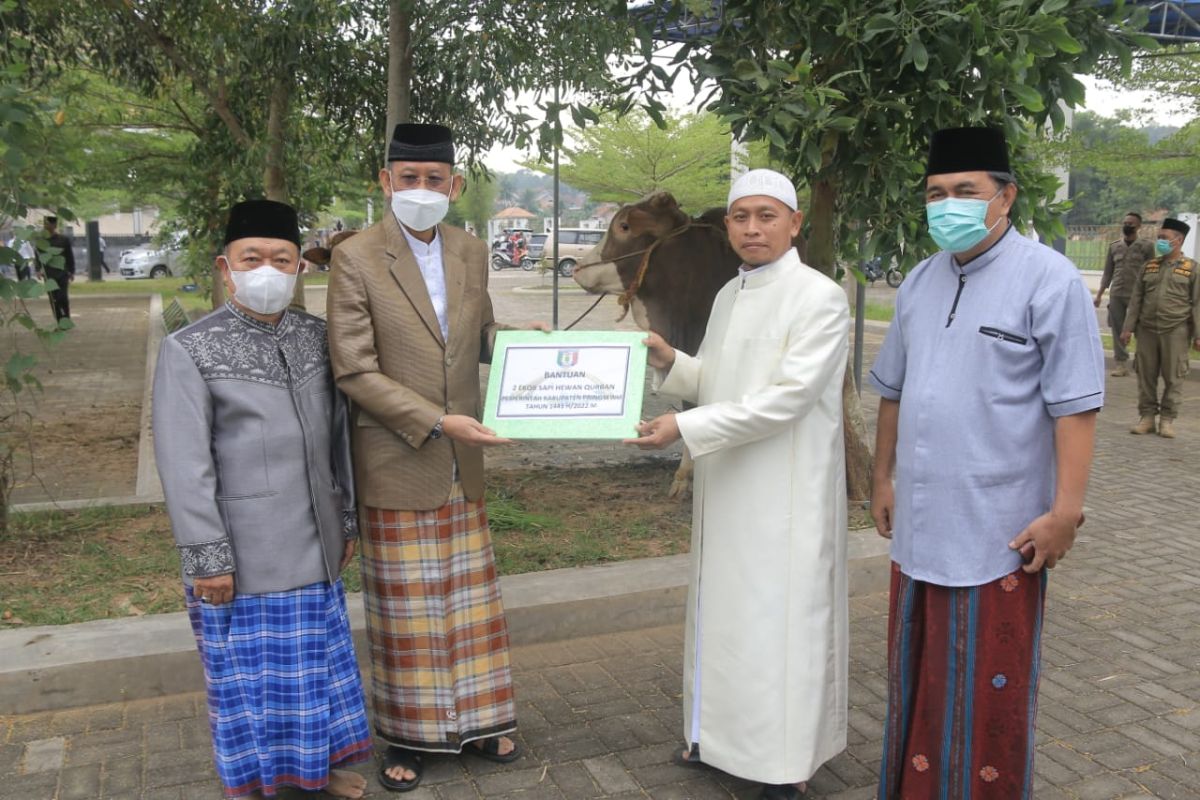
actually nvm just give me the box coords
[382,763,418,784]
[327,768,367,799]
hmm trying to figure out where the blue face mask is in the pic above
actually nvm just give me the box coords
[1155,238,1173,257]
[926,190,1003,253]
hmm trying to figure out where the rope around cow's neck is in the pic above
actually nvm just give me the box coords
[608,221,720,321]
[563,219,720,329]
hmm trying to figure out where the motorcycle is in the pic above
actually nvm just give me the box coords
[491,248,536,271]
[862,257,904,288]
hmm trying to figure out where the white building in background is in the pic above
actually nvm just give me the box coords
[488,206,536,243]
[19,207,164,237]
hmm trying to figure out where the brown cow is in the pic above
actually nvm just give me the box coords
[573,193,739,359]
[302,229,360,269]
[573,191,807,497]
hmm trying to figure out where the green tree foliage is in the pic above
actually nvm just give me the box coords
[1056,111,1197,224]
[528,110,733,212]
[0,0,74,531]
[670,0,1154,274]
[386,1,678,162]
[456,173,499,238]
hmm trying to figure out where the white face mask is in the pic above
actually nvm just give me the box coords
[391,188,450,232]
[227,263,297,315]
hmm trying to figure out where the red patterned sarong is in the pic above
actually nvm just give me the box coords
[878,562,1046,800]
[360,482,516,753]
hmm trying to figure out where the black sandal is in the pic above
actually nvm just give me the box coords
[467,736,521,763]
[760,783,807,799]
[379,746,422,792]
[673,743,704,768]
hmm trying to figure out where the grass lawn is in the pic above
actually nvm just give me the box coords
[72,272,330,314]
[0,462,692,626]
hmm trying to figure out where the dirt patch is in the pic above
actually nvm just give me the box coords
[5,402,141,504]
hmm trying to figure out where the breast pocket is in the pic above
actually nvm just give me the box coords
[215,421,274,499]
[977,324,1037,391]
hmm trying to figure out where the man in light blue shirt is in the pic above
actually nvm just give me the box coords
[869,127,1103,800]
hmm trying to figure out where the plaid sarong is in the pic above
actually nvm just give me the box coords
[361,482,516,752]
[878,563,1047,800]
[185,580,372,798]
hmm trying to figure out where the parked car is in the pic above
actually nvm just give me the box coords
[543,228,605,278]
[525,232,548,261]
[119,238,184,279]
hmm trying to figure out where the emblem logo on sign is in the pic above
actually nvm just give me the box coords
[556,350,579,368]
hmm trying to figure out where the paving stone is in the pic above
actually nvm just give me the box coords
[431,782,478,800]
[0,770,59,800]
[1067,772,1149,800]
[100,755,143,794]
[20,736,66,773]
[583,754,641,795]
[547,762,601,798]
[58,762,102,800]
[471,765,552,796]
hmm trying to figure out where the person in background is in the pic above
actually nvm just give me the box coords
[1094,212,1154,377]
[1121,217,1200,439]
[36,216,74,321]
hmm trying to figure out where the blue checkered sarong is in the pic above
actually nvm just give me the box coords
[185,579,372,798]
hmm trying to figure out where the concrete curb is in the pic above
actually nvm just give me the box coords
[135,293,164,499]
[0,530,890,714]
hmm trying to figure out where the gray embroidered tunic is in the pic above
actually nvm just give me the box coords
[152,303,358,594]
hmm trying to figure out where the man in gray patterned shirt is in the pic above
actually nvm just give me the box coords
[151,200,372,799]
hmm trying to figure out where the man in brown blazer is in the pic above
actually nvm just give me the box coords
[327,123,544,793]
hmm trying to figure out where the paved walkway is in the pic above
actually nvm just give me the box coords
[4,363,1200,798]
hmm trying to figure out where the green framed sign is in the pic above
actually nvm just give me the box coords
[483,330,648,439]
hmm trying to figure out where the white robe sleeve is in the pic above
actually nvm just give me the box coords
[675,286,849,459]
[655,348,701,404]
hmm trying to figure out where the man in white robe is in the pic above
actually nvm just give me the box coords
[628,169,850,799]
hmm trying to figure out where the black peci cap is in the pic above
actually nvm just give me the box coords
[926,127,1011,177]
[1161,217,1191,238]
[387,123,455,164]
[223,200,301,247]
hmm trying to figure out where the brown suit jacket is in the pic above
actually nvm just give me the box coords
[327,214,504,510]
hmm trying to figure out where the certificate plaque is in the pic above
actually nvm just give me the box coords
[483,330,648,439]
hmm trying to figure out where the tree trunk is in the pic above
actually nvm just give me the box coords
[263,76,307,312]
[264,79,289,203]
[806,173,874,502]
[386,0,414,161]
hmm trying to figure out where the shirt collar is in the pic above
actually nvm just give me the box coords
[739,246,800,289]
[951,223,1016,275]
[225,301,291,336]
[401,225,441,257]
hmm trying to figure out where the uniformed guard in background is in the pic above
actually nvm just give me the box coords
[1094,212,1154,376]
[1121,217,1200,439]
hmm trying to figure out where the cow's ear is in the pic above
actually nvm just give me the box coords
[647,192,678,211]
[303,247,332,266]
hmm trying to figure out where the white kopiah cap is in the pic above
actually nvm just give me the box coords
[727,168,798,211]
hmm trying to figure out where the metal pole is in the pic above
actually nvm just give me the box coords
[552,82,561,329]
[854,279,866,395]
[86,220,102,282]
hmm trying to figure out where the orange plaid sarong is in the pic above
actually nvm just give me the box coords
[360,483,516,753]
